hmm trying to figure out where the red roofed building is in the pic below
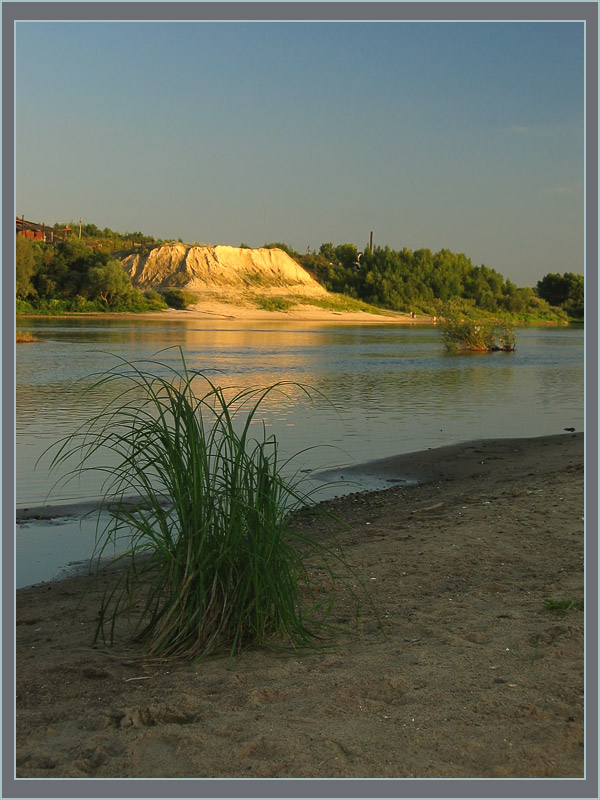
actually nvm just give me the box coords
[16,216,72,243]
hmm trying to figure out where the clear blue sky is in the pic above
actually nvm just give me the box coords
[15,20,584,286]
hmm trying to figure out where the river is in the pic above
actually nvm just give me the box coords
[15,317,584,587]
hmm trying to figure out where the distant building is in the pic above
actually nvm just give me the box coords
[16,216,72,243]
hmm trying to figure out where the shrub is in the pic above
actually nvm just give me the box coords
[46,352,363,661]
[440,302,516,352]
[16,299,35,314]
[254,296,294,312]
[163,289,197,310]
[16,329,39,343]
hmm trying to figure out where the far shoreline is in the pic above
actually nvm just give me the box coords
[15,305,573,326]
[16,306,424,324]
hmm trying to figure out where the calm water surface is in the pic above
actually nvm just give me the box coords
[16,318,584,586]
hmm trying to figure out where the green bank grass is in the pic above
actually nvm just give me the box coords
[47,351,365,662]
[298,294,394,314]
[252,293,394,315]
[254,296,294,312]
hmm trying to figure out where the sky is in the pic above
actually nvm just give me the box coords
[15,19,584,286]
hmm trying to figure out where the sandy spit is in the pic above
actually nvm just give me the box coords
[15,433,584,779]
[16,302,428,325]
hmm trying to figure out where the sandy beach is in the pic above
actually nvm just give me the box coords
[15,433,584,779]
[156,300,424,323]
[17,299,427,325]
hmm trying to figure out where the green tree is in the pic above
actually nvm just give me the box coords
[537,271,584,318]
[536,273,569,307]
[86,260,133,305]
[15,236,41,298]
[263,242,300,258]
[318,242,336,262]
[563,272,584,319]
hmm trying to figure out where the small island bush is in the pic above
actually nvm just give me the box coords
[440,302,516,352]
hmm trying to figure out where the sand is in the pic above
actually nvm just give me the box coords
[19,303,422,324]
[173,300,420,323]
[15,433,584,779]
[122,244,330,295]
[17,288,426,324]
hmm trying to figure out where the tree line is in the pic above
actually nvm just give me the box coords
[15,223,583,320]
[55,220,160,251]
[264,241,583,321]
[16,235,166,313]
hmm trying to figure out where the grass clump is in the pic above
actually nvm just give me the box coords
[254,296,294,312]
[47,351,362,662]
[543,598,584,616]
[440,302,516,352]
[162,289,198,310]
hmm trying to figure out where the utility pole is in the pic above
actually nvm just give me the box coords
[79,218,82,239]
[369,231,373,253]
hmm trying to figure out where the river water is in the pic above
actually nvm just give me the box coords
[15,317,584,587]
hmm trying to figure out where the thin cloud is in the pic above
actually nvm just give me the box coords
[508,122,581,137]
[542,182,583,195]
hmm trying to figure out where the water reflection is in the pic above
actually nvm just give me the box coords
[16,320,584,507]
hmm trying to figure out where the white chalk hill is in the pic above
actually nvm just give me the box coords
[121,243,328,297]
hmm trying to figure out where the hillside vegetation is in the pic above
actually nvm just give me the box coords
[15,223,582,321]
[16,236,167,314]
[287,242,579,322]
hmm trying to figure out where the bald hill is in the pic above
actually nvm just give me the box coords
[121,244,328,298]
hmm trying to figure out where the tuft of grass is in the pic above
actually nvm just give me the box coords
[162,289,198,310]
[46,350,367,662]
[254,296,294,312]
[543,598,584,616]
[16,329,39,343]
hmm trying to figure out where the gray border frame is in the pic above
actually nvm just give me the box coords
[3,2,597,799]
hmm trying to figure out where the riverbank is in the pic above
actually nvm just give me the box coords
[16,304,423,324]
[15,304,571,325]
[15,433,584,778]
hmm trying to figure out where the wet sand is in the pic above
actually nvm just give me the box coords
[15,433,584,778]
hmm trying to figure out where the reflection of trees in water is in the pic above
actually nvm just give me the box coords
[16,365,323,445]
[20,352,576,447]
[17,345,582,442]
[312,363,517,414]
[16,380,117,437]
[16,321,583,463]
[24,319,361,351]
